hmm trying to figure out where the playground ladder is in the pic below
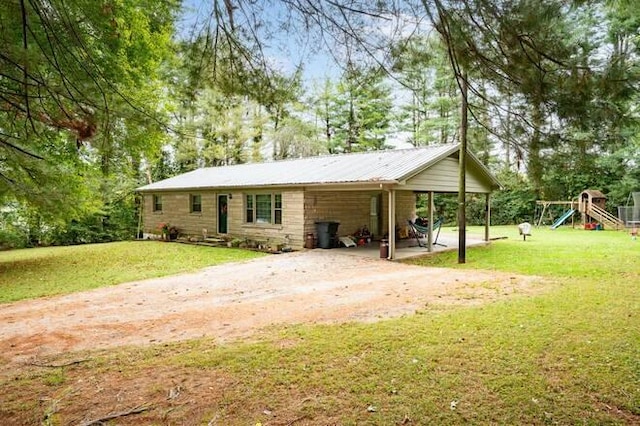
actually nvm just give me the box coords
[587,204,625,230]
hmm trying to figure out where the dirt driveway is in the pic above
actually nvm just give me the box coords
[0,250,541,368]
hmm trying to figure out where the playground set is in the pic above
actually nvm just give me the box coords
[535,189,637,230]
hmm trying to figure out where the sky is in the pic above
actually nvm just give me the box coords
[175,1,429,150]
[178,0,338,84]
[177,1,428,86]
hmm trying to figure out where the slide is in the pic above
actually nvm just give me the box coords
[550,208,575,229]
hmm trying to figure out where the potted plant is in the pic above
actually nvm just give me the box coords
[157,223,179,241]
[168,225,179,240]
[158,223,169,240]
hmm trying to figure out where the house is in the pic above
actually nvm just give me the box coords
[136,143,501,259]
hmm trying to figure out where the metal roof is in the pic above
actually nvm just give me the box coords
[137,144,498,191]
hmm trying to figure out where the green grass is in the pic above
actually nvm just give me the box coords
[429,225,638,276]
[161,226,638,424]
[1,227,639,424]
[0,241,265,303]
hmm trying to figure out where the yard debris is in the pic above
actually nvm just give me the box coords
[450,400,458,410]
[398,414,412,424]
[30,358,91,368]
[367,405,377,412]
[77,405,151,426]
[167,385,181,400]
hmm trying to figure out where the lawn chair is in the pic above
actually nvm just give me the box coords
[407,217,446,248]
[518,222,532,241]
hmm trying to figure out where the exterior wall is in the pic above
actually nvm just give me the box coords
[142,192,216,237]
[394,191,418,237]
[142,189,306,249]
[403,156,492,193]
[228,189,305,249]
[303,190,417,241]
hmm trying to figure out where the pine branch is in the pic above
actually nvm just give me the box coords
[0,136,44,159]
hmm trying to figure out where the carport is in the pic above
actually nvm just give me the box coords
[379,145,500,259]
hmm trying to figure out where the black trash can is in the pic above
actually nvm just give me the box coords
[379,239,389,259]
[315,221,340,249]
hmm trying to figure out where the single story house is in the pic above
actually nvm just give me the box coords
[136,143,501,259]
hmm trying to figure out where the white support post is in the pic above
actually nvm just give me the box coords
[485,193,491,242]
[388,189,396,260]
[427,191,434,252]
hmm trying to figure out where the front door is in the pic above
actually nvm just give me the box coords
[218,195,228,234]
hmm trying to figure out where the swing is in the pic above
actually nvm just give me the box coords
[407,217,447,248]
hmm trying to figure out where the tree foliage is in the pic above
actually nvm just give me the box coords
[3,0,640,248]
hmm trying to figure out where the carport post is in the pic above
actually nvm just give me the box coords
[388,188,396,260]
[427,191,434,252]
[484,193,491,242]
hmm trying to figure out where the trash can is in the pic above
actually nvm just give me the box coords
[315,221,340,249]
[305,233,315,249]
[379,239,389,259]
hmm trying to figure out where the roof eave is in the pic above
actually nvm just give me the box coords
[136,180,400,193]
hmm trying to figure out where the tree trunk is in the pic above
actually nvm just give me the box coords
[505,93,512,169]
[529,99,544,196]
[458,69,468,264]
[347,92,355,152]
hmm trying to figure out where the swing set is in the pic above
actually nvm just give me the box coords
[534,200,578,228]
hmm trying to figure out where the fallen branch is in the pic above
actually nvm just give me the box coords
[76,405,151,426]
[286,415,309,425]
[30,358,91,368]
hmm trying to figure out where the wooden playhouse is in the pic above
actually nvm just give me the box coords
[578,190,624,230]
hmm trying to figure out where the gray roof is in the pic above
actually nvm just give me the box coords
[137,144,498,191]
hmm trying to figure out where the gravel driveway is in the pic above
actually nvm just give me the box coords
[0,250,540,367]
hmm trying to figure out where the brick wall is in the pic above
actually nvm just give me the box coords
[143,190,306,249]
[303,190,416,240]
[143,189,416,248]
[228,190,305,249]
[142,192,216,237]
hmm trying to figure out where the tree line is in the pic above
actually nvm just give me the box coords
[1,0,638,248]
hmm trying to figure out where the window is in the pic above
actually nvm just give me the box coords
[246,194,254,223]
[274,194,282,225]
[153,194,162,212]
[256,194,271,223]
[190,194,202,213]
[245,193,282,225]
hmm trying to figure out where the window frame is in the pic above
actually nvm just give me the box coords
[190,194,202,213]
[244,193,282,226]
[153,194,163,212]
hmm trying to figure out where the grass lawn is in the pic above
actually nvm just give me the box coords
[0,241,265,303]
[1,227,639,424]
